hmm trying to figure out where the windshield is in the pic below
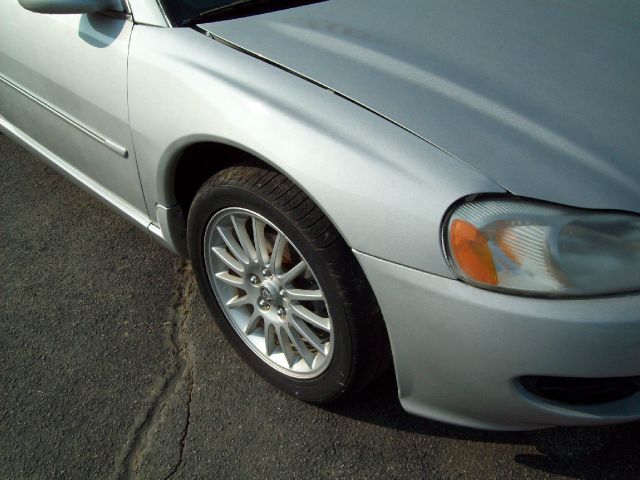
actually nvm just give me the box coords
[160,0,324,26]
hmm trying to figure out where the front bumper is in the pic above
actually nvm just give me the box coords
[355,251,640,431]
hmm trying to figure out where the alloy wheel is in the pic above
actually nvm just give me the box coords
[203,207,334,378]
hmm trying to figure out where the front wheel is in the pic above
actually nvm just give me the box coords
[187,164,389,403]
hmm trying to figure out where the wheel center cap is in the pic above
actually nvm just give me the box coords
[260,287,273,303]
[259,282,279,304]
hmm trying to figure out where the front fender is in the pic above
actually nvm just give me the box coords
[128,26,502,277]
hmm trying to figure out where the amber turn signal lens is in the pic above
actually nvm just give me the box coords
[449,219,498,285]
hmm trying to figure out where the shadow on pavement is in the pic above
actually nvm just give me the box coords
[325,368,640,479]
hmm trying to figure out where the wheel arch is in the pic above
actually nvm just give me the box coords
[163,139,393,375]
[171,139,261,218]
[158,135,352,261]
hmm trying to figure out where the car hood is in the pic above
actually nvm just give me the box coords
[200,0,640,212]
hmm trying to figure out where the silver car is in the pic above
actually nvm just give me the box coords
[2,0,639,431]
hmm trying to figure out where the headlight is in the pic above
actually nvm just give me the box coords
[444,197,640,296]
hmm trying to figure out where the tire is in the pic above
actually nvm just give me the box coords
[187,164,390,403]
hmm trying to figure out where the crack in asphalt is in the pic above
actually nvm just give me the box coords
[165,366,194,480]
[116,261,196,480]
[164,264,196,480]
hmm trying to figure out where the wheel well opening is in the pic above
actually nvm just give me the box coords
[171,142,393,382]
[173,142,260,218]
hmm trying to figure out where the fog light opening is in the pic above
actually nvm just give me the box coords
[521,375,640,405]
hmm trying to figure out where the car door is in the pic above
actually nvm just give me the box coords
[0,2,147,218]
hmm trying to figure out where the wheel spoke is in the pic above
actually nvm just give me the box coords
[217,226,250,265]
[277,326,296,367]
[226,294,250,309]
[231,215,257,263]
[211,246,244,274]
[270,232,286,274]
[290,316,326,354]
[265,323,276,355]
[291,304,330,332]
[287,288,323,302]
[215,271,245,288]
[244,310,261,334]
[280,260,307,284]
[287,326,315,368]
[252,217,270,267]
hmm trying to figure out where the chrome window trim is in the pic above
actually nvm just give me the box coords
[126,0,169,26]
[153,0,172,27]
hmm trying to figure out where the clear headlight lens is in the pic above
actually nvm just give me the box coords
[444,198,640,296]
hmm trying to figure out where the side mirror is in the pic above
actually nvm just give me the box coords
[18,0,123,14]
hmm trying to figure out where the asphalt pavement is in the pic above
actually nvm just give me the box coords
[2,132,640,479]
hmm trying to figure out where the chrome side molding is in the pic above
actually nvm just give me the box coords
[0,112,148,229]
[0,73,128,157]
[0,112,187,257]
